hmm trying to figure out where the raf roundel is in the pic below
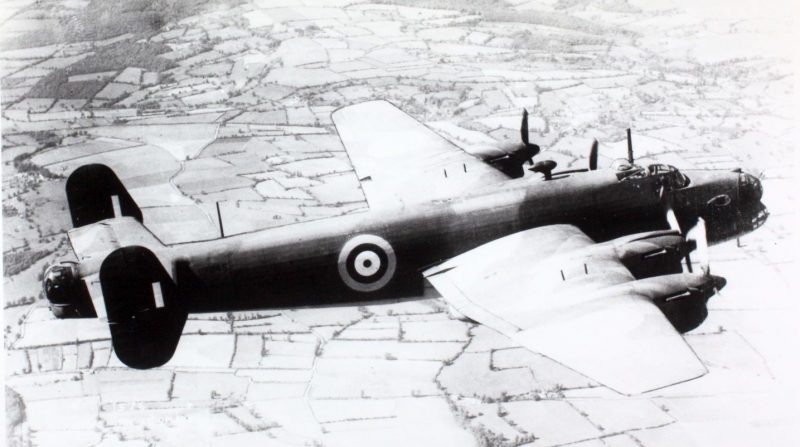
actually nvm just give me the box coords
[337,234,397,292]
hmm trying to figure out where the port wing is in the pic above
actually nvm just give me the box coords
[332,100,509,207]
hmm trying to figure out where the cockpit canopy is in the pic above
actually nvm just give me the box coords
[615,162,690,190]
[649,164,690,189]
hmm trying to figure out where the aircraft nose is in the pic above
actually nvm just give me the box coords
[710,275,727,292]
[738,172,763,202]
[737,172,769,231]
[755,205,769,226]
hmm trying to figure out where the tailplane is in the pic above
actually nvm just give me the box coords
[50,165,187,368]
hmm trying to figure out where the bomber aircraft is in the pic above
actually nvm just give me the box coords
[43,101,768,395]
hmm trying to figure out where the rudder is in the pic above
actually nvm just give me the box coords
[100,246,186,369]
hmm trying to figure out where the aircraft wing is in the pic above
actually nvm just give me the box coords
[424,224,707,395]
[332,100,509,207]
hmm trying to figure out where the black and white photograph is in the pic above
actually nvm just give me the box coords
[2,0,798,446]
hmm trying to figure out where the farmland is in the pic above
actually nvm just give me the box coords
[2,0,799,446]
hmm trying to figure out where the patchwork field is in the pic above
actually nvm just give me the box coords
[3,0,799,446]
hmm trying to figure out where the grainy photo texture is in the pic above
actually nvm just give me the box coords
[2,0,798,446]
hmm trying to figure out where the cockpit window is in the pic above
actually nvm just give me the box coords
[616,163,690,189]
[648,164,673,175]
[614,163,647,180]
[650,164,690,189]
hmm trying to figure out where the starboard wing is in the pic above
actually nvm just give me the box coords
[332,100,508,207]
[424,224,707,395]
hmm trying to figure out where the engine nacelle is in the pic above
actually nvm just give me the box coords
[632,273,726,333]
[43,261,96,318]
[609,230,692,279]
[473,142,539,179]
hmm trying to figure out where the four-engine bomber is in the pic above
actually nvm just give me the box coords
[42,101,767,394]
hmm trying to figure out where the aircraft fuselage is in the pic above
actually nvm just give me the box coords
[163,168,666,311]
[64,162,764,316]
[48,160,766,370]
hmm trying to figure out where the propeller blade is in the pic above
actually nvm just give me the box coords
[687,218,710,276]
[659,182,710,277]
[666,206,680,233]
[521,109,529,145]
[589,139,598,170]
[626,128,634,164]
[659,185,681,232]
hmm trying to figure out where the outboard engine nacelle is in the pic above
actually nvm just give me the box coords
[43,261,96,318]
[651,274,726,333]
[632,273,726,333]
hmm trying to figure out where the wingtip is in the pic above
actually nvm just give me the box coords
[331,99,398,118]
[602,362,708,396]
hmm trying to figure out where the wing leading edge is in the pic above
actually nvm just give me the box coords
[424,224,707,395]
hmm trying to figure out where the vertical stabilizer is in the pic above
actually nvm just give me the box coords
[66,164,143,228]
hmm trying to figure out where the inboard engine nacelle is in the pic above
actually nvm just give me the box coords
[612,230,693,279]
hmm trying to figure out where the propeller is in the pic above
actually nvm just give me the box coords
[482,109,541,178]
[659,174,721,298]
[519,109,540,165]
[626,128,634,164]
[666,204,680,234]
[587,129,630,171]
[686,218,710,276]
[660,186,707,275]
[589,139,598,171]
[685,217,723,296]
[658,186,709,275]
